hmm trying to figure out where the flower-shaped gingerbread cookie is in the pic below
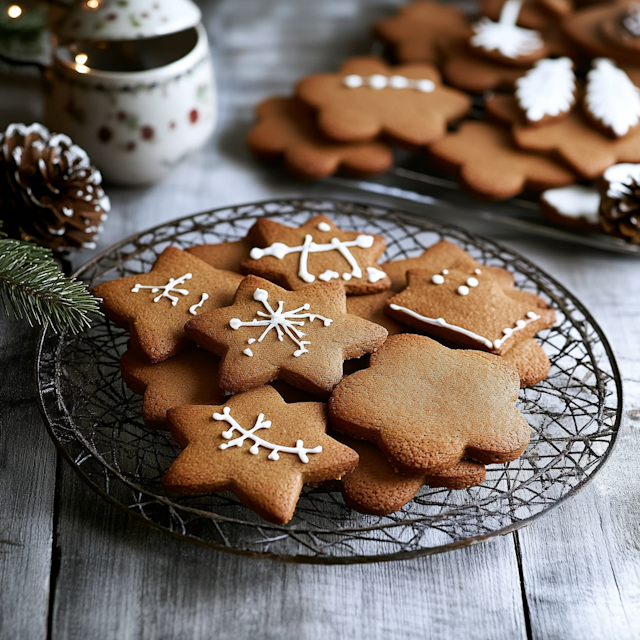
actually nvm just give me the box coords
[335,435,485,515]
[374,1,472,64]
[93,247,243,363]
[429,120,577,199]
[295,56,471,146]
[185,275,388,397]
[120,346,224,429]
[240,214,391,295]
[246,97,393,179]
[163,386,359,524]
[386,266,555,356]
[329,334,531,474]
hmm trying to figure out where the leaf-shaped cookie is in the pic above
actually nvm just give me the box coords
[515,57,576,124]
[584,58,640,138]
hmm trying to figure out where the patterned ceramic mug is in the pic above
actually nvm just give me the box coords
[44,23,216,185]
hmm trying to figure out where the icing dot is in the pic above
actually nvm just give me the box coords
[516,320,527,328]
[431,274,445,285]
[317,222,331,232]
[442,269,449,275]
[343,74,362,88]
[247,338,256,344]
[243,348,254,357]
[368,74,388,90]
[475,269,482,275]
[526,311,539,319]
[389,75,409,89]
[466,277,479,288]
[342,273,352,281]
[416,79,435,93]
[457,285,470,296]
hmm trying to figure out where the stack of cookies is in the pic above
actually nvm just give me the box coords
[247,0,640,244]
[94,215,556,523]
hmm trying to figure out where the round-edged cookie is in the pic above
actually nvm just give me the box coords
[163,386,359,525]
[329,334,531,474]
[540,184,603,232]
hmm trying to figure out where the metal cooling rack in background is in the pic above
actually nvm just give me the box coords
[36,199,622,563]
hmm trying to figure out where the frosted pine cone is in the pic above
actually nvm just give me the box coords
[0,122,110,252]
[600,176,640,244]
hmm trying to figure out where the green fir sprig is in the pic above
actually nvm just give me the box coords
[0,232,101,334]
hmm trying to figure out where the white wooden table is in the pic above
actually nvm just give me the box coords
[1,1,640,638]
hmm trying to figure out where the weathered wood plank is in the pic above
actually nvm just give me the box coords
[0,318,57,640]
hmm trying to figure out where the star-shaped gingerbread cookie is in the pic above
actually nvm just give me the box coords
[93,247,243,363]
[374,1,472,64]
[329,334,531,474]
[240,214,391,295]
[386,266,555,356]
[185,275,388,397]
[335,435,486,515]
[295,56,471,146]
[246,97,394,179]
[429,120,577,199]
[186,238,252,273]
[163,386,359,524]
[120,345,224,429]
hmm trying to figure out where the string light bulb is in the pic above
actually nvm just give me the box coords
[75,64,90,74]
[75,54,88,65]
[7,5,23,18]
[86,0,100,8]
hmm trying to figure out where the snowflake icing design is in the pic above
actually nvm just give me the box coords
[131,272,192,306]
[215,407,322,463]
[229,288,333,357]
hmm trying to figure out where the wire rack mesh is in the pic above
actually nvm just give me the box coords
[35,198,622,563]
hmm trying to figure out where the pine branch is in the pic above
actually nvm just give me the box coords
[0,235,102,334]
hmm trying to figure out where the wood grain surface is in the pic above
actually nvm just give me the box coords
[1,1,639,639]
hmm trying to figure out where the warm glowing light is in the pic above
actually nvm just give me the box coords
[7,5,22,18]
[75,53,88,65]
[75,64,90,74]
[86,0,100,8]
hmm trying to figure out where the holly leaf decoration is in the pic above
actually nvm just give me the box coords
[515,57,576,123]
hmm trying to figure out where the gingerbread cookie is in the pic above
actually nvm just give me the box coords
[501,337,551,387]
[93,247,243,363]
[246,97,394,179]
[184,275,388,397]
[429,120,577,199]
[335,435,486,515]
[381,240,515,293]
[482,0,573,30]
[346,290,406,335]
[240,215,391,295]
[374,1,472,64]
[386,266,555,356]
[295,56,471,147]
[470,0,548,67]
[329,334,531,474]
[120,345,224,429]
[163,386,359,524]
[186,238,252,274]
[563,1,640,65]
[540,184,603,232]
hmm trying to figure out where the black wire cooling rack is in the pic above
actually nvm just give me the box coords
[35,198,622,563]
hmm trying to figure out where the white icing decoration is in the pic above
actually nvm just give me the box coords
[251,233,375,284]
[389,304,541,350]
[457,285,470,296]
[342,74,435,93]
[604,163,640,198]
[442,269,449,275]
[189,293,209,315]
[471,0,543,59]
[515,57,576,123]
[319,270,340,281]
[431,274,445,285]
[541,185,601,224]
[215,407,322,463]
[229,288,333,358]
[475,269,482,275]
[247,338,256,344]
[466,277,479,288]
[131,273,192,306]
[317,222,331,232]
[243,348,254,357]
[342,273,352,281]
[585,58,640,137]
[366,267,387,283]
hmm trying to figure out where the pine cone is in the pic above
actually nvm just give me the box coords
[600,177,640,244]
[0,122,110,252]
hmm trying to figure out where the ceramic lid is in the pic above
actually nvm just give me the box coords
[56,0,202,42]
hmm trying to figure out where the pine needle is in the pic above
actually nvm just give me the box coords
[0,235,101,334]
